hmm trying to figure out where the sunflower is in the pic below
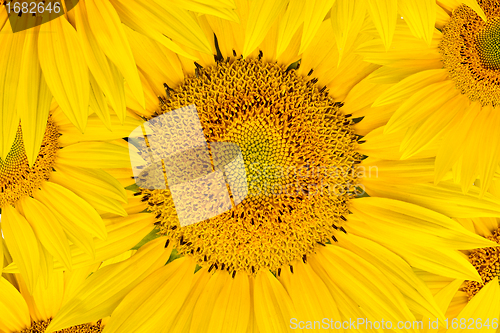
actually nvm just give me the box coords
[348,0,500,195]
[26,2,500,332]
[0,103,159,295]
[414,216,500,332]
[0,0,238,165]
[0,240,152,333]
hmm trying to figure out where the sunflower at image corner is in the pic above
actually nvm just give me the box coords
[41,3,500,332]
[413,215,500,330]
[351,0,500,195]
[0,0,238,167]
[0,245,153,333]
[0,106,157,295]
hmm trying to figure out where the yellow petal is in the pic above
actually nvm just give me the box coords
[45,238,172,333]
[89,73,111,129]
[279,262,343,330]
[300,0,337,54]
[331,0,366,64]
[446,277,500,333]
[399,0,436,44]
[17,26,53,166]
[0,277,31,332]
[243,0,288,57]
[34,182,107,240]
[337,233,444,321]
[0,25,23,160]
[38,17,89,132]
[190,270,231,332]
[385,80,458,134]
[103,258,195,333]
[253,270,298,333]
[350,197,499,250]
[2,205,40,293]
[460,0,487,21]
[276,0,305,58]
[75,2,127,121]
[207,272,251,333]
[85,0,145,108]
[365,0,398,50]
[56,142,132,169]
[169,0,239,22]
[316,245,418,331]
[19,197,72,270]
[110,0,198,60]
[373,69,449,107]
[167,268,212,332]
[50,166,128,216]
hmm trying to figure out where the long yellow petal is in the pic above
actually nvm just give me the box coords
[0,25,23,160]
[276,0,305,58]
[399,0,436,44]
[279,262,343,331]
[337,233,444,322]
[110,0,198,60]
[0,277,31,332]
[350,197,499,250]
[208,272,251,333]
[316,246,418,331]
[56,142,131,169]
[85,0,145,108]
[103,257,195,333]
[2,205,40,293]
[17,26,53,166]
[38,17,89,132]
[34,182,107,240]
[385,80,458,134]
[373,69,449,107]
[364,0,398,50]
[45,238,172,333]
[253,270,298,333]
[300,0,337,53]
[75,1,130,121]
[331,0,366,64]
[190,270,231,332]
[242,0,288,57]
[19,197,72,270]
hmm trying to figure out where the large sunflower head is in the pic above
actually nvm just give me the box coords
[133,56,362,276]
[439,0,500,107]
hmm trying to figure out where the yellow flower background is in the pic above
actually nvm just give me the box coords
[1,0,500,332]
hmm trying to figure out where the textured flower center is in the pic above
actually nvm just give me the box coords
[463,228,500,300]
[139,58,360,276]
[477,18,500,69]
[0,117,58,208]
[16,319,103,333]
[439,0,500,106]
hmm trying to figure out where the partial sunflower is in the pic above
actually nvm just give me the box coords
[0,104,158,294]
[0,0,238,165]
[350,0,500,195]
[0,238,155,333]
[414,216,500,332]
[37,3,500,332]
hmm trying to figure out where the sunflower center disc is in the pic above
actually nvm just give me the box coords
[463,228,500,300]
[16,320,103,333]
[439,0,500,106]
[0,117,58,208]
[141,58,361,276]
[477,18,500,70]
